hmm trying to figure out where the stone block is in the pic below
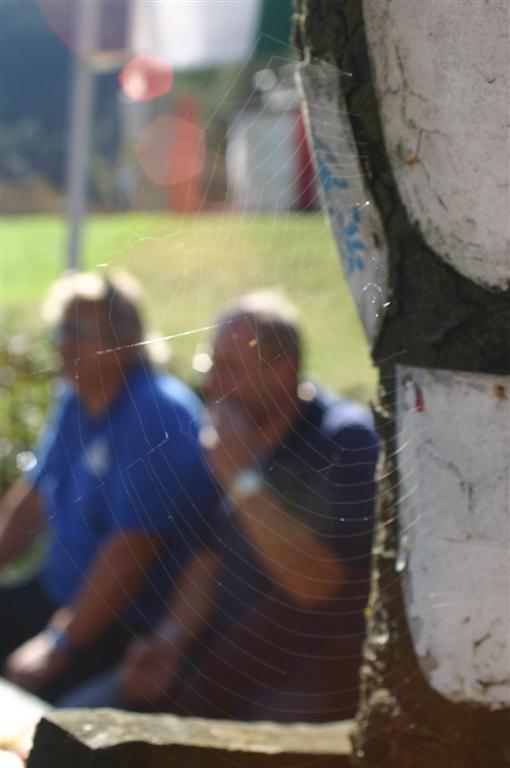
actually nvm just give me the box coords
[27,709,354,767]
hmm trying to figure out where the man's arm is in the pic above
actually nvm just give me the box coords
[204,433,346,607]
[0,481,46,568]
[50,530,165,647]
[120,546,223,704]
[236,489,348,608]
[4,530,165,691]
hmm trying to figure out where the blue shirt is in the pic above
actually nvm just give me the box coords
[29,364,214,626]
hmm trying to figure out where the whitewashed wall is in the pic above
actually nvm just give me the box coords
[363,0,510,291]
[297,2,509,713]
[396,367,510,709]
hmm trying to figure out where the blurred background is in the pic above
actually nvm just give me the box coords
[1,0,376,494]
[2,1,310,217]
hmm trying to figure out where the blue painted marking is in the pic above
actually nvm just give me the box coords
[312,132,367,275]
[317,156,348,194]
[342,205,367,274]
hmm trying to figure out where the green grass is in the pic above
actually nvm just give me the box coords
[1,212,377,401]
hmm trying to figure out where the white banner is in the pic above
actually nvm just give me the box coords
[296,61,389,347]
[130,0,262,71]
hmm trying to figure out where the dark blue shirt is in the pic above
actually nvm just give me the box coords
[206,388,379,639]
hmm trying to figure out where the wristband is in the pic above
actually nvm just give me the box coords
[155,619,180,642]
[227,468,264,503]
[46,626,78,656]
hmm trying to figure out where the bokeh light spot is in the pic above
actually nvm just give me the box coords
[119,54,173,102]
[135,116,206,187]
[192,352,213,373]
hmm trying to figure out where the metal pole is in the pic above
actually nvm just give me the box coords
[65,1,100,271]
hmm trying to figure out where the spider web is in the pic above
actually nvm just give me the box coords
[0,28,440,739]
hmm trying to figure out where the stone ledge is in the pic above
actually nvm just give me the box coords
[27,709,354,767]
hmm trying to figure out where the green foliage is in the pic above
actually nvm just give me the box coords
[3,213,377,403]
[2,210,376,497]
[1,0,69,185]
[1,0,120,195]
[0,119,42,178]
[0,320,55,495]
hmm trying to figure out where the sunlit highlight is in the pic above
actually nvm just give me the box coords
[119,54,173,102]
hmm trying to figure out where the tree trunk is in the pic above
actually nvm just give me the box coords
[294,2,510,766]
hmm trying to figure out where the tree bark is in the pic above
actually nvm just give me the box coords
[294,2,510,766]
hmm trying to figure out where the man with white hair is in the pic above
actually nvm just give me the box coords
[0,270,214,702]
[74,290,378,720]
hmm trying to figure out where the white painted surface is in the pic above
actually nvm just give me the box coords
[130,0,261,71]
[0,677,49,756]
[396,366,510,708]
[296,61,389,346]
[363,0,510,291]
[227,110,301,213]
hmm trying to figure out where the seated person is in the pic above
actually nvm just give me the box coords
[0,270,214,703]
[64,290,378,722]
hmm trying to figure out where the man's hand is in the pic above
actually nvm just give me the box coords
[119,628,181,706]
[119,549,222,706]
[200,403,264,490]
[4,630,69,693]
[202,406,348,609]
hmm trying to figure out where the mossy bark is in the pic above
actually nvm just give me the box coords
[294,2,510,766]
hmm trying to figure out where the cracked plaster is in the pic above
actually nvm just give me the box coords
[396,365,510,708]
[363,0,509,291]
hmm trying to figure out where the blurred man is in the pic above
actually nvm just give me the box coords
[66,290,379,720]
[0,270,213,702]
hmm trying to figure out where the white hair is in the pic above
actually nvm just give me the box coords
[220,289,303,368]
[42,269,145,347]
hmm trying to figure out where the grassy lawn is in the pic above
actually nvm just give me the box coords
[2,212,377,401]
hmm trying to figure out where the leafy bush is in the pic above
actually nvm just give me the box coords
[0,320,55,496]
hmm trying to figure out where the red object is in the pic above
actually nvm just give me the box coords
[135,97,205,213]
[415,384,425,412]
[294,107,316,211]
[119,54,173,102]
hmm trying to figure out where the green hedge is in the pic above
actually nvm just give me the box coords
[1,321,55,495]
